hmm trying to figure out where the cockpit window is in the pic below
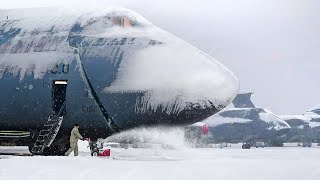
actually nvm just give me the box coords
[112,16,135,27]
[112,17,121,26]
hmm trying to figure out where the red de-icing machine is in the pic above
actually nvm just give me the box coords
[99,149,111,157]
[87,138,110,157]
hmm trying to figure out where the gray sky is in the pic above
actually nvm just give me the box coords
[1,0,320,114]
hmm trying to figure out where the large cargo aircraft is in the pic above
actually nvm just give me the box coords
[0,7,239,155]
[231,93,320,129]
[195,93,291,144]
[278,105,320,129]
[197,93,320,144]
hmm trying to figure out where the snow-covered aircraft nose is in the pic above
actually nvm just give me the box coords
[104,31,239,126]
[74,8,239,129]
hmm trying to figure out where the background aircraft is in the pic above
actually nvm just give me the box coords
[279,105,320,128]
[278,105,320,143]
[191,93,320,145]
[201,93,290,144]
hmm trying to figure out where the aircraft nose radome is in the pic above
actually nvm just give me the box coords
[108,48,238,109]
[193,50,240,108]
[105,34,239,115]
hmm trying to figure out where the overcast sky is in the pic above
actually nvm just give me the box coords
[1,0,320,114]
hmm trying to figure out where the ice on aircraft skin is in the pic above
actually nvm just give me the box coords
[0,7,238,154]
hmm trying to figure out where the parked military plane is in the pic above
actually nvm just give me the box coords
[0,7,239,155]
[196,93,320,144]
[197,93,291,143]
[278,105,320,129]
[231,93,320,129]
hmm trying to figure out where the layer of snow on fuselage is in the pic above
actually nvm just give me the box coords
[307,104,320,113]
[279,115,314,121]
[105,35,239,113]
[259,109,291,130]
[203,116,252,127]
[0,7,151,33]
[0,7,153,81]
[203,108,290,129]
[280,114,320,128]
[306,121,320,128]
[0,52,75,80]
[1,7,239,113]
[192,122,207,127]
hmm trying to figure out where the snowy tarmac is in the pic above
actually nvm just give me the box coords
[1,143,320,180]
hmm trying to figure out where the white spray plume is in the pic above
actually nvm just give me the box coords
[104,126,187,149]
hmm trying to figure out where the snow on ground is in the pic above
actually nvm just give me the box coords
[1,143,320,180]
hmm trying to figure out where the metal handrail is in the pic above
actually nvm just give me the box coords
[54,101,66,118]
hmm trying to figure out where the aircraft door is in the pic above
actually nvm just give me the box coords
[52,80,67,115]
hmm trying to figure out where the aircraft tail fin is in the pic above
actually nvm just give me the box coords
[232,92,255,108]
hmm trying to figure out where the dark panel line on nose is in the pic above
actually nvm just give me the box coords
[75,48,120,133]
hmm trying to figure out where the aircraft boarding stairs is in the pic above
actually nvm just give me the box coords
[31,102,66,154]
